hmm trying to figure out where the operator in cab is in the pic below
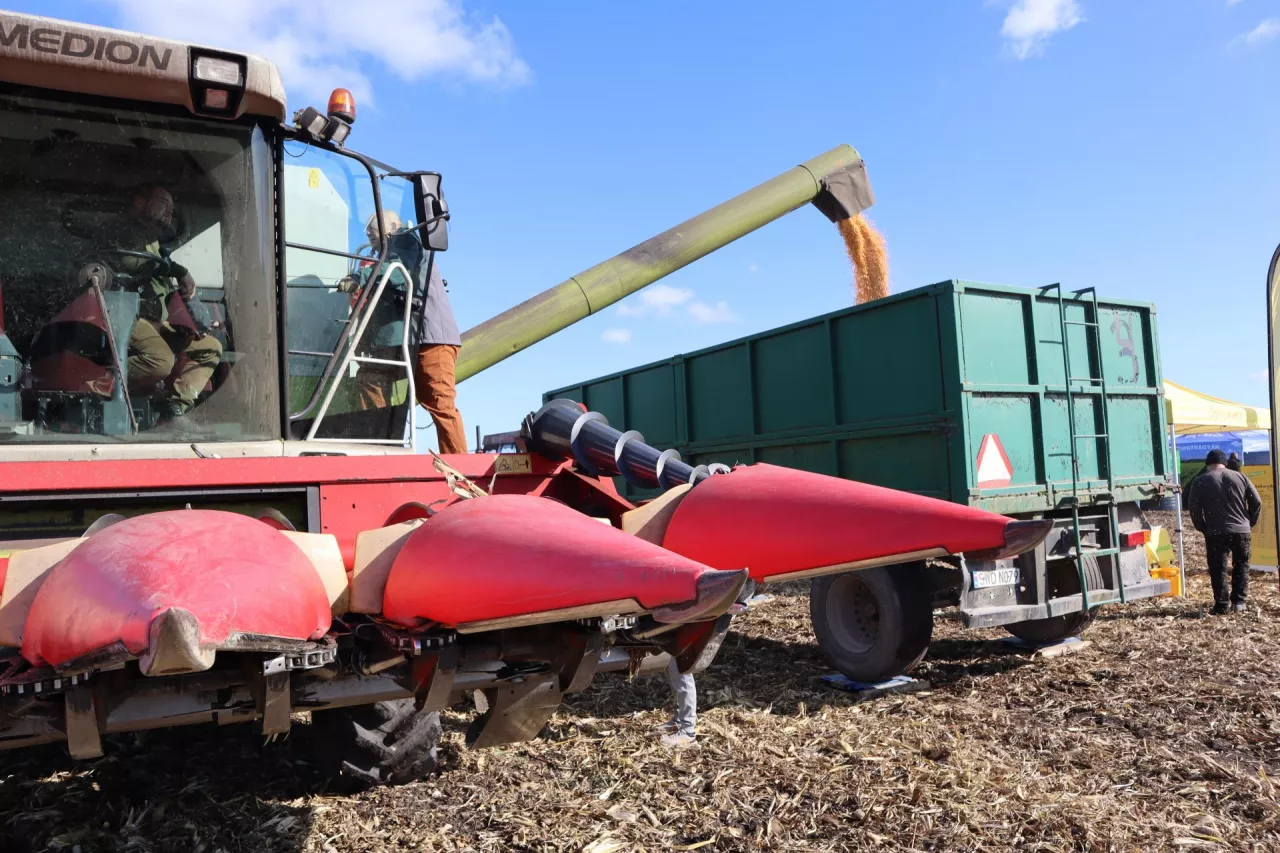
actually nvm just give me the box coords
[340,208,466,453]
[94,186,223,425]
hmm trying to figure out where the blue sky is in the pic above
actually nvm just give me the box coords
[16,0,1280,447]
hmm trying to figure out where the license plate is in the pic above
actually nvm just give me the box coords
[972,567,1020,589]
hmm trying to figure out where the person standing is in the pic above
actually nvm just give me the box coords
[654,658,697,748]
[339,208,467,453]
[1187,449,1262,614]
[653,580,757,747]
[1227,452,1243,472]
[412,256,467,454]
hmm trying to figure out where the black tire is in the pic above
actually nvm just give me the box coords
[1004,609,1098,645]
[311,699,442,789]
[1006,553,1103,645]
[809,563,933,683]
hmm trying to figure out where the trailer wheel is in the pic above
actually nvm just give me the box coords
[1006,553,1103,644]
[1004,609,1098,645]
[809,563,933,683]
[311,699,441,789]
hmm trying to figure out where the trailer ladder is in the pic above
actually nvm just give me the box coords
[1047,284,1126,611]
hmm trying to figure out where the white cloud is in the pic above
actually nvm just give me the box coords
[641,283,694,312]
[748,261,760,275]
[615,283,694,318]
[1226,0,1246,6]
[999,0,1084,59]
[1251,369,1270,382]
[1233,18,1280,48]
[687,300,738,325]
[616,283,737,325]
[104,0,531,105]
[601,328,632,344]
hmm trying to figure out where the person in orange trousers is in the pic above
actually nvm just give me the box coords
[410,232,466,453]
[413,342,466,454]
[344,210,467,453]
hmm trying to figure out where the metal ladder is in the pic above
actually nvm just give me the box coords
[1048,285,1126,610]
[304,260,418,445]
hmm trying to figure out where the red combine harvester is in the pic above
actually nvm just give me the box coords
[0,11,1048,786]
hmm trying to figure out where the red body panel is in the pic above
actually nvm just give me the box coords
[317,469,610,568]
[22,511,331,669]
[661,464,1015,580]
[382,494,720,628]
[0,454,614,571]
[0,453,565,495]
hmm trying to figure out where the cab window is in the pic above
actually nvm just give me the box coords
[283,143,420,444]
[0,90,277,443]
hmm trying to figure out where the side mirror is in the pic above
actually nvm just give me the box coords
[413,172,449,252]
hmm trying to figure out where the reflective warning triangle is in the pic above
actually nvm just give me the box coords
[975,433,1014,488]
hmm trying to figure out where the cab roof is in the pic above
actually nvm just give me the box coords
[0,11,287,122]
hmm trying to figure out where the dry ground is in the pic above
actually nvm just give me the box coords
[1,514,1277,852]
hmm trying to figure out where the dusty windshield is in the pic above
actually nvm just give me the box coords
[283,143,421,444]
[0,90,277,443]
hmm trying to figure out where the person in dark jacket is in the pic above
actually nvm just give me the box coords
[1227,452,1243,472]
[1187,449,1262,614]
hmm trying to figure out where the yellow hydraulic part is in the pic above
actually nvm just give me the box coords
[1145,525,1180,597]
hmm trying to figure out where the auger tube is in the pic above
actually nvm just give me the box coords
[523,399,729,491]
[456,144,875,381]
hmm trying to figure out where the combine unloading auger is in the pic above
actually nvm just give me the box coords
[456,145,876,380]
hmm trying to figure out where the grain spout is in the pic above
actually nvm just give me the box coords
[837,214,889,304]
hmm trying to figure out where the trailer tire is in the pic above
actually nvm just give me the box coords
[311,699,442,789]
[1006,553,1103,644]
[809,563,933,683]
[1004,609,1098,645]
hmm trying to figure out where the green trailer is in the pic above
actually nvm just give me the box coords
[544,280,1174,679]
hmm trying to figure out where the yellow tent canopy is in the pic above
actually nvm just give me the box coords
[1161,380,1278,579]
[1164,380,1271,436]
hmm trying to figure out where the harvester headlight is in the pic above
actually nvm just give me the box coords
[188,50,247,117]
[299,108,329,138]
[292,106,352,147]
[193,56,243,87]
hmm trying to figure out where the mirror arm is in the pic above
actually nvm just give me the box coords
[403,211,450,236]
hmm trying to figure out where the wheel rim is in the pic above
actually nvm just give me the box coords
[826,574,881,655]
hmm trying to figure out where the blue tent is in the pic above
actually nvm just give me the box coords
[1175,430,1271,466]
